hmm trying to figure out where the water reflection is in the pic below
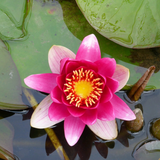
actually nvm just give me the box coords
[45,122,109,160]
[0,89,160,159]
[117,122,134,147]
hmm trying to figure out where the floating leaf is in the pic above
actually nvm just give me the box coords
[9,0,81,87]
[0,39,27,110]
[134,141,160,160]
[7,0,160,90]
[0,0,26,40]
[76,0,160,48]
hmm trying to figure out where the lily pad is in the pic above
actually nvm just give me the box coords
[0,0,26,40]
[0,39,27,110]
[8,0,81,87]
[76,0,160,48]
[7,0,160,90]
[134,141,160,160]
[60,0,160,90]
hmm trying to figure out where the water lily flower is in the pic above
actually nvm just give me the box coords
[24,34,136,146]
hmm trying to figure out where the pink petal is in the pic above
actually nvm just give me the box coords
[48,45,76,74]
[76,34,101,62]
[65,60,98,74]
[88,119,118,140]
[67,106,86,117]
[24,73,58,93]
[31,95,62,129]
[106,77,119,93]
[50,86,62,103]
[61,93,73,106]
[97,102,115,121]
[80,109,97,125]
[64,116,85,146]
[95,58,116,78]
[110,94,136,120]
[56,74,66,90]
[65,60,81,74]
[48,102,70,121]
[80,60,98,72]
[112,64,130,92]
[60,58,69,74]
[100,85,112,103]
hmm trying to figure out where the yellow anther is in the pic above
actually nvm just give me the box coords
[64,68,103,107]
[70,97,75,104]
[94,91,101,96]
[96,88,102,91]
[72,75,75,80]
[66,78,71,81]
[85,99,89,107]
[95,82,103,86]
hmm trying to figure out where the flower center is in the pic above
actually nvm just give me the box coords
[74,80,93,99]
[64,67,103,107]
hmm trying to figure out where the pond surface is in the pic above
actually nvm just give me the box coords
[0,0,160,160]
[1,89,159,160]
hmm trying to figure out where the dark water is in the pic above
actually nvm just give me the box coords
[1,89,159,160]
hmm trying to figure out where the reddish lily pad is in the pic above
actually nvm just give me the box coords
[0,40,27,110]
[76,0,160,48]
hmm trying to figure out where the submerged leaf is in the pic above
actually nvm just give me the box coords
[0,119,14,160]
[134,141,160,160]
[0,146,15,160]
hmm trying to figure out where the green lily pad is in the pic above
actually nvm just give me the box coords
[0,0,26,40]
[76,0,160,48]
[8,0,81,87]
[7,0,160,90]
[134,141,160,160]
[0,39,27,110]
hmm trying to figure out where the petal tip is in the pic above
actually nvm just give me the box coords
[48,45,75,73]
[126,112,136,121]
[87,34,96,38]
[24,76,30,86]
[66,138,77,146]
[64,116,85,146]
[88,119,118,140]
[76,34,101,62]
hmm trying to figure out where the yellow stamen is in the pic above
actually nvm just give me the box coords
[64,68,104,107]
